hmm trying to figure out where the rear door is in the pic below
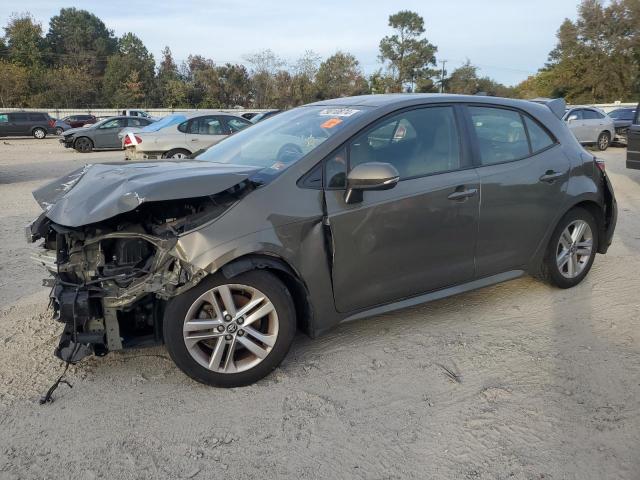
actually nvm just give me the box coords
[582,109,607,142]
[185,115,229,150]
[627,104,640,169]
[325,104,480,313]
[466,105,570,276]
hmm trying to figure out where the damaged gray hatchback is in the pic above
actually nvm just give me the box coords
[27,94,617,387]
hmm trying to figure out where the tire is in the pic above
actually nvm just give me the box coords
[163,270,296,387]
[74,137,93,153]
[33,128,46,139]
[55,127,64,136]
[539,207,598,289]
[163,148,191,159]
[596,131,610,151]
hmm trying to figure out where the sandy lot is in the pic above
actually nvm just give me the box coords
[0,138,639,480]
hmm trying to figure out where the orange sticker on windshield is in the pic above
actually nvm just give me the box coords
[321,118,342,129]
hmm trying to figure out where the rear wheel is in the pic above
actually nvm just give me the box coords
[163,270,296,387]
[540,207,598,288]
[163,148,191,159]
[596,131,610,151]
[74,137,93,153]
[55,127,64,136]
[33,128,46,139]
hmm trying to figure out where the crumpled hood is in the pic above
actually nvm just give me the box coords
[33,161,261,227]
[63,126,95,136]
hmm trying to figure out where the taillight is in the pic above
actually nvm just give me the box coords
[123,135,142,146]
[595,158,606,172]
[48,118,55,128]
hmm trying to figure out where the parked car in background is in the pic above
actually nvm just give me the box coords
[60,116,154,152]
[120,109,157,121]
[250,110,282,123]
[124,112,252,160]
[0,112,55,139]
[28,94,617,387]
[608,107,636,144]
[626,103,640,170]
[54,114,98,135]
[563,106,615,151]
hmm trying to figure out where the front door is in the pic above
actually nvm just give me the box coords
[627,104,640,170]
[93,118,126,148]
[325,105,479,313]
[465,105,570,276]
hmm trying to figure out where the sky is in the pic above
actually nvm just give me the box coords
[0,0,583,86]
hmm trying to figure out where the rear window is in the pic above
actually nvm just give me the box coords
[10,113,28,121]
[141,114,186,132]
[524,116,556,153]
[583,109,604,120]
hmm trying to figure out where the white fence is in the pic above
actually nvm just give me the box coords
[1,101,636,118]
[0,107,273,119]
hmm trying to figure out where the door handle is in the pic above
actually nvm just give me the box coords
[191,138,199,142]
[447,187,478,201]
[539,170,564,183]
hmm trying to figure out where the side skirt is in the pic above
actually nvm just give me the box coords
[341,270,526,324]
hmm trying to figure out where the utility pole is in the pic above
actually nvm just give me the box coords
[439,60,447,93]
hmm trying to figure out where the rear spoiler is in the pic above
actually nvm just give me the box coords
[529,98,566,119]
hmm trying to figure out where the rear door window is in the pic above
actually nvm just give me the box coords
[28,113,46,121]
[0,114,8,123]
[10,113,28,121]
[469,106,529,165]
[583,109,603,120]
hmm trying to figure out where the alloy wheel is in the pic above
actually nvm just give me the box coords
[598,133,609,150]
[182,283,279,373]
[33,129,45,139]
[171,152,187,159]
[556,219,593,279]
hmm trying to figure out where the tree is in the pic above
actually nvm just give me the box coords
[378,10,438,92]
[29,66,95,107]
[291,50,321,104]
[0,60,29,107]
[315,52,368,99]
[216,63,251,107]
[3,13,45,68]
[102,33,156,106]
[244,49,286,107]
[517,0,640,103]
[45,8,116,75]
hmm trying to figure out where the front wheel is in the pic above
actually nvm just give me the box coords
[55,127,64,136]
[163,148,191,159]
[74,137,93,153]
[540,207,598,288]
[163,270,296,387]
[596,131,610,151]
[33,128,46,139]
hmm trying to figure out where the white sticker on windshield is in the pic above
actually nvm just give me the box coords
[319,108,360,117]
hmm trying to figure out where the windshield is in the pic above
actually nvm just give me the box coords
[194,106,366,179]
[140,114,186,132]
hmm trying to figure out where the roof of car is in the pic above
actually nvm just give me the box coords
[307,93,553,112]
[173,111,247,119]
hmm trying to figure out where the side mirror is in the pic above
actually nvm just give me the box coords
[345,162,400,204]
[567,115,578,122]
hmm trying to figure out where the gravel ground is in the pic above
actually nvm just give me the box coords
[0,138,639,480]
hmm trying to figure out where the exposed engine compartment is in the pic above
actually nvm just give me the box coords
[29,184,252,363]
